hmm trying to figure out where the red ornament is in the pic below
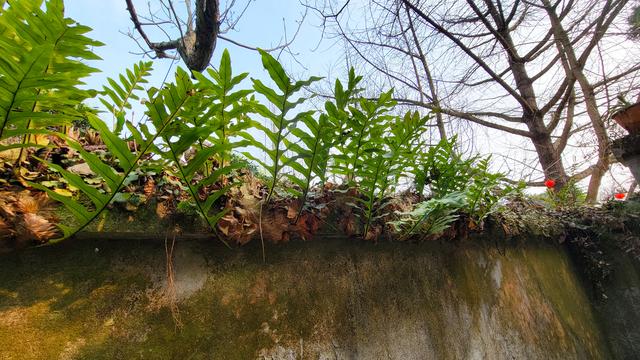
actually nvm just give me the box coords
[544,179,556,188]
[614,193,626,200]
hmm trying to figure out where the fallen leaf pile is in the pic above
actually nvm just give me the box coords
[0,190,59,252]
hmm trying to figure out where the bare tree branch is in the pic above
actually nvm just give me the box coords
[126,0,305,72]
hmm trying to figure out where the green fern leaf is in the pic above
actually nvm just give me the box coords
[0,0,102,141]
[36,67,198,241]
[246,50,321,204]
[99,61,153,134]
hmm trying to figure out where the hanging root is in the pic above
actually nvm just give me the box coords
[164,232,183,329]
[259,199,266,263]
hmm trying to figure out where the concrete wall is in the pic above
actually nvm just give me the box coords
[0,237,620,359]
[588,242,640,359]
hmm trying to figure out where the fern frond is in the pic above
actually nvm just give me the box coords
[100,61,153,134]
[342,108,428,239]
[332,90,395,181]
[148,53,254,244]
[33,68,198,241]
[157,119,243,247]
[244,49,321,204]
[391,192,467,238]
[0,0,102,141]
[285,113,335,220]
[193,49,253,169]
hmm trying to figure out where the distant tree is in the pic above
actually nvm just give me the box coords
[630,3,640,38]
[308,0,640,201]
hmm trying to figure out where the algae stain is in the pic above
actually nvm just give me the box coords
[0,238,613,359]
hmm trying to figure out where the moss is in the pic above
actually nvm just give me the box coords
[54,200,212,235]
[0,236,610,359]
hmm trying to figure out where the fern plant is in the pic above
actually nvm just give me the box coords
[391,191,467,239]
[151,52,255,242]
[414,136,477,197]
[284,113,335,220]
[332,90,395,183]
[32,68,200,240]
[325,68,363,146]
[242,49,321,204]
[155,122,241,246]
[0,0,102,167]
[331,86,429,239]
[414,141,517,228]
[356,110,429,238]
[465,156,503,223]
[193,49,253,171]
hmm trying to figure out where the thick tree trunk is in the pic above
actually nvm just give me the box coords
[542,0,626,202]
[178,0,220,72]
[125,0,220,73]
[528,115,569,186]
[498,26,569,187]
[584,93,610,201]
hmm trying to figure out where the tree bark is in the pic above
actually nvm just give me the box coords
[178,0,220,72]
[528,114,569,187]
[468,0,569,187]
[126,0,220,72]
[542,0,626,201]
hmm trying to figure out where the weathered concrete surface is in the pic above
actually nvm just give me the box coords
[589,242,640,360]
[0,238,611,359]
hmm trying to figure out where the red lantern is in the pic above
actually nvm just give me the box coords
[614,193,626,200]
[544,179,556,188]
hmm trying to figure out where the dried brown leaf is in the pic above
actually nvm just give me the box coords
[364,225,381,241]
[0,196,17,219]
[156,202,170,219]
[16,191,39,214]
[295,213,321,241]
[286,205,297,220]
[0,217,13,240]
[16,213,58,245]
[341,212,357,236]
[143,177,156,199]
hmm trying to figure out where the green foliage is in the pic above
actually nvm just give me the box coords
[407,137,518,233]
[332,90,395,181]
[326,85,400,237]
[536,179,586,209]
[242,49,322,203]
[157,124,240,246]
[328,83,430,237]
[391,192,467,238]
[0,0,102,153]
[4,4,520,244]
[325,68,363,160]
[356,110,429,237]
[100,61,153,135]
[465,156,518,223]
[415,136,477,197]
[193,49,253,169]
[285,113,335,219]
[154,52,255,242]
[33,68,201,241]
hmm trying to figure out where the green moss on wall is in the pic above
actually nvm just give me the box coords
[0,237,610,359]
